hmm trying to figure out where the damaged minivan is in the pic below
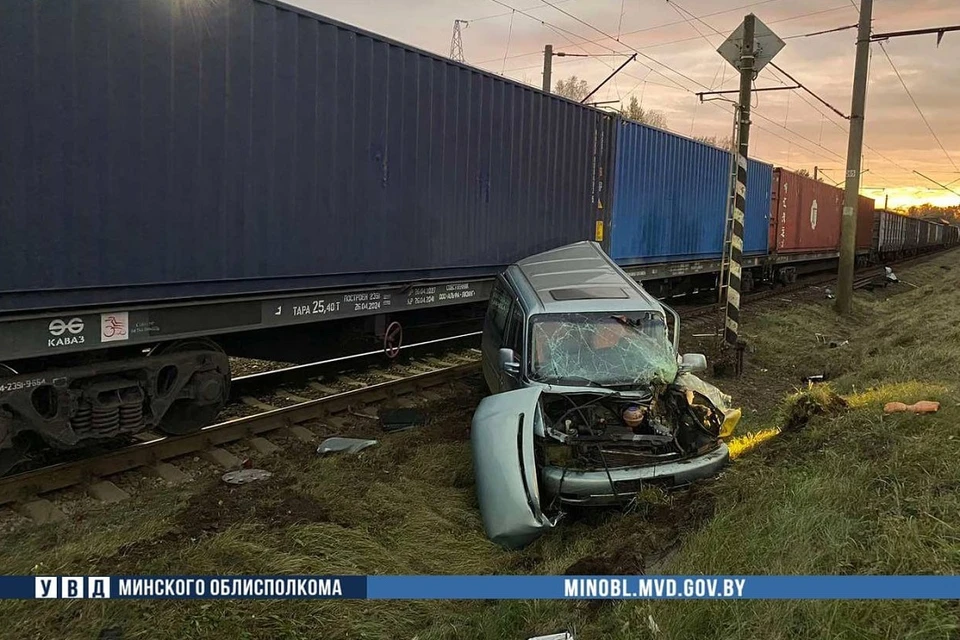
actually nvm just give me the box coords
[472,241,741,548]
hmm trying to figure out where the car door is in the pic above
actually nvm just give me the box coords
[500,299,525,391]
[481,277,511,394]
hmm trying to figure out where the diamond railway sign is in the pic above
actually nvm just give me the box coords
[717,16,785,73]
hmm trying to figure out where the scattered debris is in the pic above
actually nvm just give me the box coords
[349,408,379,421]
[528,633,574,640]
[782,385,848,432]
[380,408,426,432]
[647,615,661,635]
[676,372,742,438]
[222,469,273,485]
[884,401,940,415]
[317,437,378,455]
[824,287,835,299]
[816,333,848,348]
[884,266,899,283]
[801,373,828,385]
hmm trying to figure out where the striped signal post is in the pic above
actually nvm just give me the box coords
[723,14,755,348]
[724,149,747,346]
[716,15,783,359]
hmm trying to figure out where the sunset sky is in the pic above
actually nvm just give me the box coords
[296,0,959,209]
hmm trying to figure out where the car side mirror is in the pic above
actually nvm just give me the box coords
[499,348,520,375]
[679,353,707,373]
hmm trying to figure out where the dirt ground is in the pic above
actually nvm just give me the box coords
[2,250,959,639]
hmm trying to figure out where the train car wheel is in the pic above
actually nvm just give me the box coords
[151,339,230,436]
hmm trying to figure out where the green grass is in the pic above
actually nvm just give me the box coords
[2,250,960,639]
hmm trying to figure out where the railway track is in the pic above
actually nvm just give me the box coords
[228,330,481,399]
[0,354,481,520]
[676,251,939,321]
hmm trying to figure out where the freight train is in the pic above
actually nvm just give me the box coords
[1,0,957,472]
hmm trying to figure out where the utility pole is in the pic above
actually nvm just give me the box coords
[836,0,873,314]
[814,165,818,181]
[723,14,755,347]
[542,44,553,92]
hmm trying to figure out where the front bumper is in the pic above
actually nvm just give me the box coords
[540,441,729,506]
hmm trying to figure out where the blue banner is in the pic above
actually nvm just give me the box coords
[5,576,960,600]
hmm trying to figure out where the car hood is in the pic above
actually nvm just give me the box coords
[470,387,560,549]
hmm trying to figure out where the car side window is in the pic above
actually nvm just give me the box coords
[487,280,511,341]
[505,301,524,360]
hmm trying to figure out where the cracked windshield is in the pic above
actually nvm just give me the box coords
[529,312,678,387]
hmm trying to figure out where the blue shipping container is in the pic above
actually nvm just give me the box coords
[608,119,771,265]
[0,0,613,314]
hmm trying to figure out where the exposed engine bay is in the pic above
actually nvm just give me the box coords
[536,383,730,470]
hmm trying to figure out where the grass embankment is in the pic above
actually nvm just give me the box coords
[1,250,959,639]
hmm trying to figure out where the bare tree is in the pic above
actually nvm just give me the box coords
[694,134,733,150]
[554,76,590,102]
[796,168,811,178]
[621,96,668,129]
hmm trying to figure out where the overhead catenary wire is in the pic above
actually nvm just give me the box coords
[486,0,699,101]
[762,63,910,182]
[658,0,851,162]
[474,1,864,67]
[666,0,913,187]
[489,0,920,188]
[464,0,575,24]
[667,0,851,120]
[500,9,516,75]
[878,42,960,173]
[545,0,850,166]
[490,2,821,167]
[538,0,716,92]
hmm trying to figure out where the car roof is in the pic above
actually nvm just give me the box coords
[506,241,663,316]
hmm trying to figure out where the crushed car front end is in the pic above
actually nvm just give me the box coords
[534,384,731,507]
[471,377,738,548]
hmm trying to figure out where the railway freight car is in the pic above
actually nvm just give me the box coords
[608,117,773,296]
[764,169,879,282]
[0,0,614,470]
[872,209,957,260]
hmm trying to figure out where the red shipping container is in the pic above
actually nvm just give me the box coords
[769,168,845,254]
[856,195,876,250]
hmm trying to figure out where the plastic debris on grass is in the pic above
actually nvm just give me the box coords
[676,372,742,438]
[222,469,273,485]
[379,408,426,433]
[883,400,940,415]
[317,437,378,456]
